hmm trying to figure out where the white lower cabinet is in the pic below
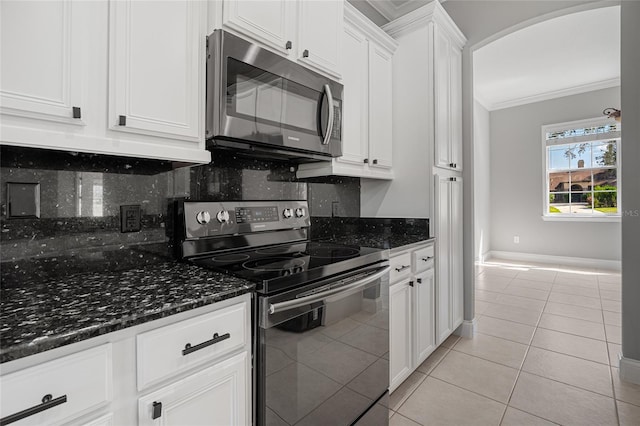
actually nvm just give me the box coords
[0,294,251,426]
[435,174,464,345]
[413,268,436,367]
[389,242,436,392]
[390,277,413,392]
[0,345,112,426]
[138,352,248,426]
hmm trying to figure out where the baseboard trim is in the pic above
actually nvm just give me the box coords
[455,318,477,338]
[620,356,640,385]
[486,250,621,271]
[476,250,491,263]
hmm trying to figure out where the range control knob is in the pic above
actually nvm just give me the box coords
[196,211,211,225]
[216,210,230,223]
[295,207,305,218]
[283,208,294,219]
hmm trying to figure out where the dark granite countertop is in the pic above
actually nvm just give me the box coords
[0,244,254,363]
[310,217,432,252]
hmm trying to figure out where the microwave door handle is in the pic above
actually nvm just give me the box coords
[321,84,334,145]
[268,266,390,314]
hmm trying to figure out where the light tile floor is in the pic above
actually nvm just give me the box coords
[389,259,640,426]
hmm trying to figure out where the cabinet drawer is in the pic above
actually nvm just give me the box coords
[0,345,112,426]
[389,252,412,283]
[413,245,435,273]
[136,301,248,390]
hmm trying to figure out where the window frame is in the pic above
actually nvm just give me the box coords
[541,117,621,222]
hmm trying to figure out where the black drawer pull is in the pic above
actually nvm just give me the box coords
[421,256,433,262]
[0,394,67,425]
[394,265,410,273]
[152,401,162,420]
[182,332,230,356]
[417,278,423,284]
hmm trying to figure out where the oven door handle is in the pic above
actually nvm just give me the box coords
[268,265,390,315]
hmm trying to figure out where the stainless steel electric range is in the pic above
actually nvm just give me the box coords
[173,200,390,426]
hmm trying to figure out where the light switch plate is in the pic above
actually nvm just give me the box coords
[7,182,40,219]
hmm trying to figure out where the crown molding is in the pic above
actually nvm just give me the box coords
[382,0,466,46]
[485,78,620,111]
[345,2,399,53]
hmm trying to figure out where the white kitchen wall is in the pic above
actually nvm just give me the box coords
[489,86,621,261]
[620,0,640,371]
[473,101,491,261]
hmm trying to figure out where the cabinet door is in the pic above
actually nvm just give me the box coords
[435,175,452,344]
[390,279,413,393]
[222,0,294,55]
[138,352,249,426]
[297,0,343,78]
[0,0,85,125]
[451,178,464,329]
[434,26,452,170]
[368,42,393,170]
[109,1,204,141]
[450,45,463,171]
[414,269,436,366]
[338,22,369,166]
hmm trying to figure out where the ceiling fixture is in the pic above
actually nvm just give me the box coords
[603,108,621,122]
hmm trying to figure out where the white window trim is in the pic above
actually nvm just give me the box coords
[541,116,621,222]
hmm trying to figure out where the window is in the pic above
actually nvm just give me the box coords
[543,118,621,220]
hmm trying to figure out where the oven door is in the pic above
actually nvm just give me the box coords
[207,30,342,159]
[257,263,390,426]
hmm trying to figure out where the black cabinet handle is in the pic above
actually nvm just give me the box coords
[363,158,369,164]
[395,265,410,273]
[152,401,162,420]
[372,159,378,165]
[417,278,423,284]
[72,106,81,119]
[0,394,67,425]
[118,115,127,126]
[409,281,414,287]
[421,256,433,262]
[286,40,292,50]
[303,49,309,58]
[182,332,230,356]
[449,177,457,182]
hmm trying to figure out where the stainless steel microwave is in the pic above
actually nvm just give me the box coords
[206,30,343,161]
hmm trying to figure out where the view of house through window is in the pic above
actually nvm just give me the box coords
[544,119,620,218]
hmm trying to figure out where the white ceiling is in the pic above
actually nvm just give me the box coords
[474,6,620,111]
[355,0,431,22]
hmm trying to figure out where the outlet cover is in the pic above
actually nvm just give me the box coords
[121,205,141,233]
[7,182,40,219]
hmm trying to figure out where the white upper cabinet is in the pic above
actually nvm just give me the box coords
[433,22,464,171]
[296,3,397,180]
[0,0,85,125]
[339,23,369,165]
[221,0,342,78]
[296,0,343,78]
[367,42,393,170]
[1,0,210,164]
[109,0,205,142]
[222,0,294,55]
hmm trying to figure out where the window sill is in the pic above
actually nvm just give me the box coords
[542,215,621,223]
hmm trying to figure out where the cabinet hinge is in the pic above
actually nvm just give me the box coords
[119,115,126,126]
[72,106,81,119]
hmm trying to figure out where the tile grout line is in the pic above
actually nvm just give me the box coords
[498,270,555,426]
[599,275,621,426]
[391,342,457,423]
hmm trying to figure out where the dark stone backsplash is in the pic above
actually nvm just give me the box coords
[0,145,360,265]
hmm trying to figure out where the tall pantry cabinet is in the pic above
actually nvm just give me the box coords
[383,1,466,346]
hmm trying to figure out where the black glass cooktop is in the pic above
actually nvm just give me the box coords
[190,241,386,295]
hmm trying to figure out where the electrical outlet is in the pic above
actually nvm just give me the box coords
[121,205,141,233]
[514,236,520,244]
